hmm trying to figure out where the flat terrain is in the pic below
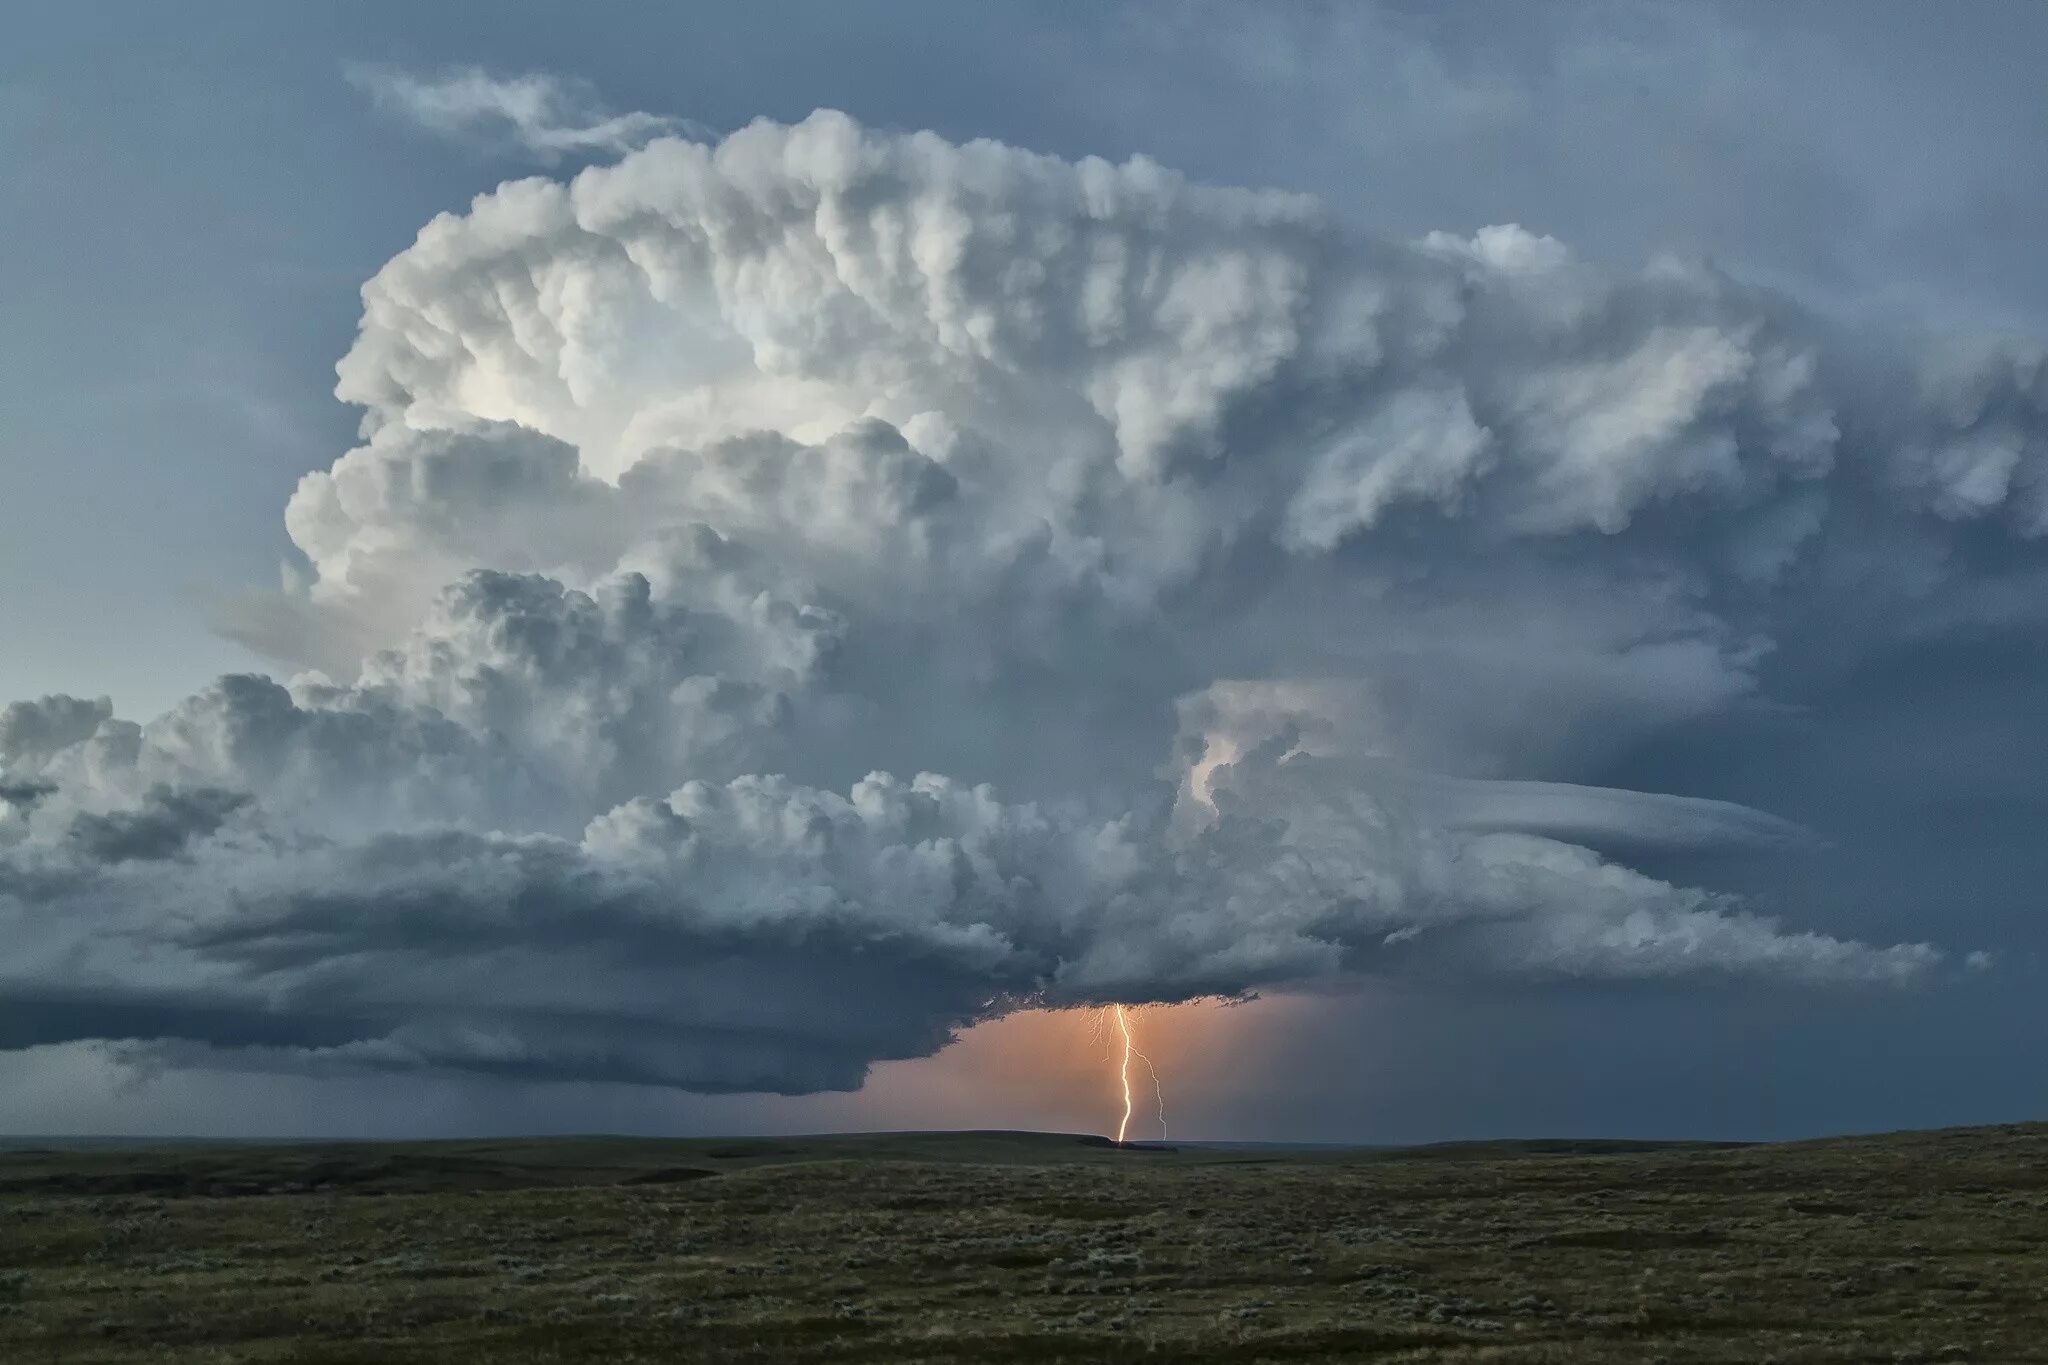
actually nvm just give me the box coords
[1,1123,2044,1362]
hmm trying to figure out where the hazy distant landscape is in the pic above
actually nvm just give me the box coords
[3,1122,2044,1362]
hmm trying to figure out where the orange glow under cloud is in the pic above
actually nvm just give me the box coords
[711,992,1335,1139]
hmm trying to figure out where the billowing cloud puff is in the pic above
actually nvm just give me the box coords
[7,110,2033,1094]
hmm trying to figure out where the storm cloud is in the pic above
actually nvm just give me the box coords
[3,109,2036,1095]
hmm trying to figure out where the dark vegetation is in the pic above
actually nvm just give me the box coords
[2,1122,2044,1361]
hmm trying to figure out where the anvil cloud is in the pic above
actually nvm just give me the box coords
[4,109,2038,1095]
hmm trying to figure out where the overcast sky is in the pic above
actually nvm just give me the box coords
[3,1,2046,1141]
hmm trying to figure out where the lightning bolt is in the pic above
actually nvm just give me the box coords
[1107,1004,1166,1145]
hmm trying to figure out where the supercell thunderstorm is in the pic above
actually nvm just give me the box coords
[2,111,2042,1097]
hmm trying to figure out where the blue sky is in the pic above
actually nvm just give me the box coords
[4,2,2047,1140]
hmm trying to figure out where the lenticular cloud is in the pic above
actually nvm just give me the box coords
[4,111,2036,1092]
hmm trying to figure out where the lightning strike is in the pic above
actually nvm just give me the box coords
[1107,1004,1166,1145]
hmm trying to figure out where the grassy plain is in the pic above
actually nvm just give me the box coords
[2,1122,2044,1362]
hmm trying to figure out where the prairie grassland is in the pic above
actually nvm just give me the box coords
[1,1123,2044,1362]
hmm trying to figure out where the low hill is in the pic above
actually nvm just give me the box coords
[0,1127,1761,1198]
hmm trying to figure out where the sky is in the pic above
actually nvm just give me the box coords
[3,1,2047,1142]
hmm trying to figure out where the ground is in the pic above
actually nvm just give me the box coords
[1,1123,2044,1362]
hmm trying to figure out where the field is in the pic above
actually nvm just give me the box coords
[2,1122,2045,1362]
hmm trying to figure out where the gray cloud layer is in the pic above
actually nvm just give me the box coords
[6,109,2034,1094]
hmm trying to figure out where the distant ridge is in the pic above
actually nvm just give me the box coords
[6,1123,2035,1200]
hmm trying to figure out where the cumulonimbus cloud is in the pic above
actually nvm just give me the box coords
[5,108,2034,1094]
